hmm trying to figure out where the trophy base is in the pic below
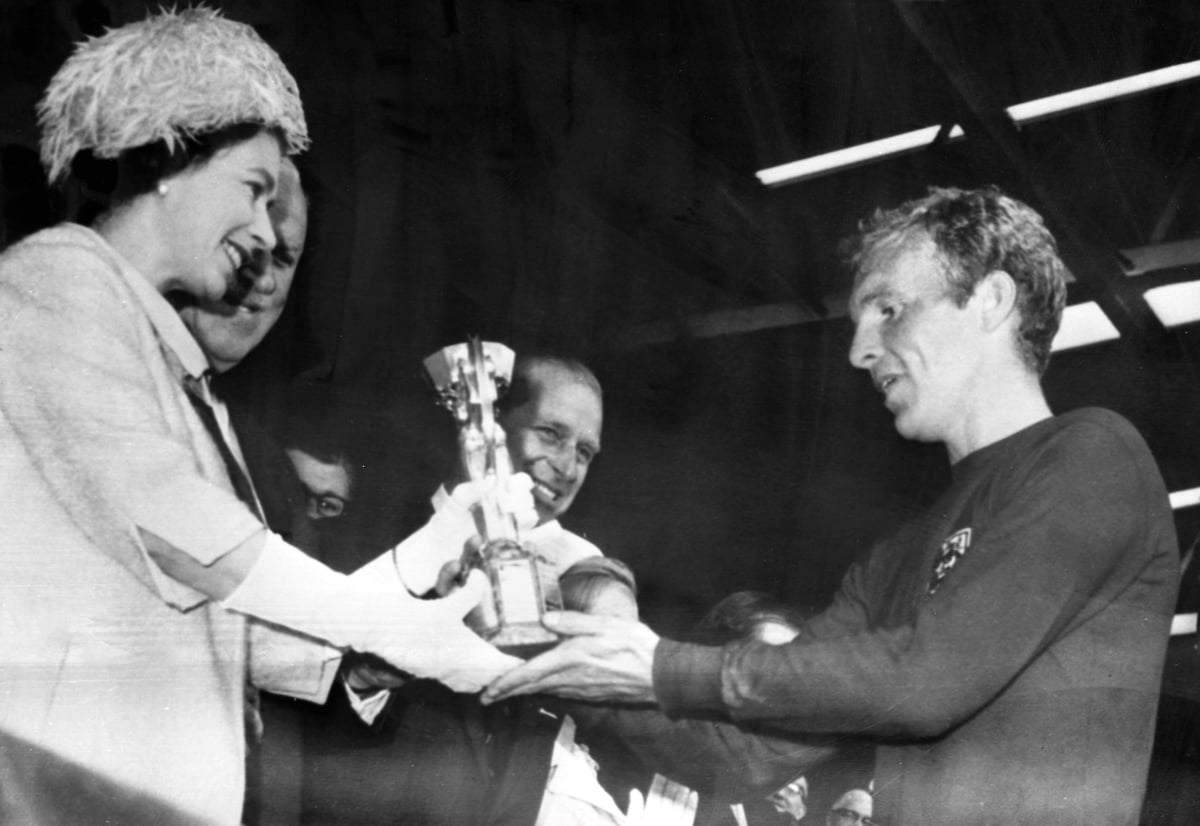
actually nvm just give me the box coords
[484,621,561,659]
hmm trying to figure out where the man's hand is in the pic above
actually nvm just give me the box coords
[481,611,661,705]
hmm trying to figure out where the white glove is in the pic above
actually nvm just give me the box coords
[627,775,698,826]
[223,534,521,693]
[391,472,538,596]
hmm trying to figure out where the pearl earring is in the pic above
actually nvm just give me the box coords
[156,181,169,197]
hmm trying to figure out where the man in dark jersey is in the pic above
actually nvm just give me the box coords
[484,186,1180,826]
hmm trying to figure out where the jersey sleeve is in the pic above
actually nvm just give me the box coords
[657,417,1169,738]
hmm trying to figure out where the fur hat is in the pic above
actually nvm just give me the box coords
[37,6,309,184]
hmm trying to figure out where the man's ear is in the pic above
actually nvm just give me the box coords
[974,269,1019,333]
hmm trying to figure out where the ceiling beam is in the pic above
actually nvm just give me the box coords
[610,302,824,349]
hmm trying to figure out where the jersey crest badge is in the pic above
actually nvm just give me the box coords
[928,527,972,595]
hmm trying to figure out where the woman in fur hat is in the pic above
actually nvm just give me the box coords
[0,9,521,823]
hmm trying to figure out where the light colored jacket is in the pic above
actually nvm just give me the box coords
[0,224,319,824]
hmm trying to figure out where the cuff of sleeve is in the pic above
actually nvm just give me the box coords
[134,472,263,565]
[141,546,209,611]
[653,639,727,718]
[248,619,343,703]
[390,505,474,595]
[388,521,445,596]
[221,531,348,644]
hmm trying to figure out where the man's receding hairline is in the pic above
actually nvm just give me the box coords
[527,360,601,396]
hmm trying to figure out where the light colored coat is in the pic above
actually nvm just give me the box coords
[0,224,328,824]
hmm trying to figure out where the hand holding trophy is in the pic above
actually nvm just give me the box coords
[424,339,563,657]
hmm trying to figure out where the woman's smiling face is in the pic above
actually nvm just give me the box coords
[159,131,282,302]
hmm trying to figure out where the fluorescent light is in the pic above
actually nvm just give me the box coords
[757,60,1200,188]
[1143,280,1200,327]
[1169,486,1200,510]
[1050,302,1120,352]
[1007,59,1200,124]
[1172,613,1197,637]
[756,124,964,187]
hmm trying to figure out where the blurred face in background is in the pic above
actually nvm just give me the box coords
[285,448,352,522]
[826,789,875,826]
[767,776,808,822]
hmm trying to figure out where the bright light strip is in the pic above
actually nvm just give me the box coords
[1172,613,1197,637]
[1007,59,1200,123]
[1143,280,1200,328]
[756,124,964,187]
[757,60,1200,187]
[1168,488,1197,638]
[1050,302,1120,352]
[1169,486,1200,511]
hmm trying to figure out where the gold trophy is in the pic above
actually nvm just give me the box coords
[423,338,562,657]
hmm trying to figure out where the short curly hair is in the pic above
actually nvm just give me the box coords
[844,186,1067,375]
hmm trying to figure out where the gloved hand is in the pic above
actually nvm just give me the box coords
[625,775,698,826]
[223,534,521,693]
[335,565,521,693]
[390,472,538,596]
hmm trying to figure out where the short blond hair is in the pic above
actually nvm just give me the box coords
[844,186,1067,375]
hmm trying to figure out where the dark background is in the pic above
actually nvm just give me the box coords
[3,0,1200,769]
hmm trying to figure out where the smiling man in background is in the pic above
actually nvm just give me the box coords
[497,355,603,528]
[385,352,607,597]
[300,352,616,825]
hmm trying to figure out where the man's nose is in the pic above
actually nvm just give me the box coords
[848,321,879,370]
[547,444,579,480]
[243,248,278,295]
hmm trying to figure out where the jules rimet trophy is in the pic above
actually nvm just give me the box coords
[423,338,562,656]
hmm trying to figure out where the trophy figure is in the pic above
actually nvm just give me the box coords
[423,338,562,657]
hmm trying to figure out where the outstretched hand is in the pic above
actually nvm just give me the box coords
[347,566,521,694]
[481,610,661,705]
